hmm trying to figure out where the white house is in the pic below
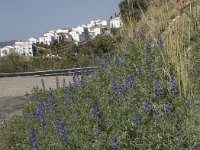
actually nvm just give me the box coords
[72,26,85,34]
[69,31,85,42]
[88,26,103,38]
[109,17,123,28]
[14,41,33,56]
[0,46,15,57]
[28,37,38,44]
[55,28,70,34]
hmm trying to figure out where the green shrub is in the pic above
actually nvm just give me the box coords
[1,28,199,149]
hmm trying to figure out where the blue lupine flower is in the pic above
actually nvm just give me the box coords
[143,100,149,113]
[73,65,78,87]
[169,76,179,96]
[124,74,134,89]
[56,77,60,89]
[29,128,36,149]
[157,34,164,49]
[146,35,151,50]
[63,78,66,89]
[121,60,126,66]
[49,87,56,107]
[164,100,171,114]
[114,55,119,64]
[98,58,106,68]
[144,57,150,65]
[41,79,45,91]
[154,80,161,97]
[137,66,143,75]
[186,146,192,150]
[111,80,118,102]
[150,64,155,75]
[140,26,145,38]
[133,113,141,124]
[55,119,68,145]
[118,82,126,96]
[104,53,110,63]
[90,105,100,119]
[111,137,120,150]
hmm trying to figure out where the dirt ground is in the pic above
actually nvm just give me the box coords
[0,76,72,122]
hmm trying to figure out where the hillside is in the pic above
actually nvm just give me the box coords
[0,40,16,48]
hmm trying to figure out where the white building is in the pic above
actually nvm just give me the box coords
[69,31,85,42]
[28,37,38,44]
[14,41,33,56]
[109,17,123,28]
[88,26,103,38]
[0,46,15,57]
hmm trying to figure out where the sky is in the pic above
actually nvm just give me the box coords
[0,0,121,42]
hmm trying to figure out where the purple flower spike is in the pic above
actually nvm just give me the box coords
[98,58,106,68]
[169,76,179,96]
[154,80,161,97]
[56,77,60,89]
[143,100,149,113]
[186,146,192,150]
[73,65,78,87]
[121,60,126,66]
[55,119,68,145]
[114,55,119,65]
[49,87,56,107]
[104,53,110,63]
[157,34,164,49]
[111,137,120,150]
[29,128,36,149]
[145,35,151,50]
[164,100,171,114]
[90,105,100,119]
[140,26,145,38]
[133,113,141,125]
[41,79,45,91]
[150,64,155,75]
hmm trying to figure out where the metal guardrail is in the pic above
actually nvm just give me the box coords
[0,67,97,78]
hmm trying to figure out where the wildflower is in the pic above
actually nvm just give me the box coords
[56,77,60,89]
[114,55,119,64]
[55,119,68,145]
[169,76,179,96]
[143,100,149,113]
[140,26,145,38]
[49,87,56,107]
[63,78,66,89]
[111,80,119,102]
[98,58,106,68]
[111,136,120,150]
[163,100,171,114]
[144,57,150,65]
[157,34,164,49]
[145,35,151,50]
[41,79,45,91]
[73,65,78,87]
[121,60,126,66]
[133,113,141,124]
[150,64,155,75]
[29,128,36,149]
[154,80,161,97]
[104,53,110,63]
[124,74,134,89]
[90,105,100,119]
[186,146,192,150]
[118,82,126,96]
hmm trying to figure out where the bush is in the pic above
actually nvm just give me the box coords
[1,28,199,149]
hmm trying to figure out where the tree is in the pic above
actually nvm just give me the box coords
[119,0,148,23]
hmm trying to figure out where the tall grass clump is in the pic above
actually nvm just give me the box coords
[1,25,199,149]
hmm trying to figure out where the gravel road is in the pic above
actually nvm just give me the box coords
[0,76,72,121]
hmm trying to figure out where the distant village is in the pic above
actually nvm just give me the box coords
[0,16,122,57]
